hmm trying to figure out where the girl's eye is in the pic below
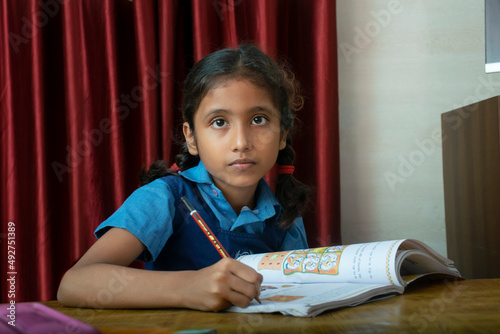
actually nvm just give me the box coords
[211,118,227,129]
[252,116,268,125]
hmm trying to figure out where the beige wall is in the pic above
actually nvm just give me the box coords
[337,0,500,255]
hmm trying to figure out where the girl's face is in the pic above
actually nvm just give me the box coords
[183,78,287,198]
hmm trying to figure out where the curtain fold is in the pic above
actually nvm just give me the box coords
[313,0,340,246]
[31,0,51,301]
[103,0,125,206]
[0,0,339,303]
[133,0,159,165]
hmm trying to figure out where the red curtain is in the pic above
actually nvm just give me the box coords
[0,0,339,303]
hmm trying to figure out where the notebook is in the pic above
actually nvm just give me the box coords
[0,302,99,333]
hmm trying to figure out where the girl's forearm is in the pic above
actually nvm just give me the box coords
[57,263,189,309]
[58,258,261,312]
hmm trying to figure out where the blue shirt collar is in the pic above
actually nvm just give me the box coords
[179,161,213,184]
[179,161,282,223]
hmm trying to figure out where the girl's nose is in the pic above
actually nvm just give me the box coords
[231,125,251,152]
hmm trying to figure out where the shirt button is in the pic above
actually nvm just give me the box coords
[212,189,218,197]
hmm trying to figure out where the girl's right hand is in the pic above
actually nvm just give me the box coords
[178,258,263,312]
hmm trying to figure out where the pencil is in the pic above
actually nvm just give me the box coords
[180,196,261,304]
[180,196,229,258]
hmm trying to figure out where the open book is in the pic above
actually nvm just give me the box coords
[226,239,462,317]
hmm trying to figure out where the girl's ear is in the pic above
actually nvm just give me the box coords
[279,130,288,150]
[183,122,199,155]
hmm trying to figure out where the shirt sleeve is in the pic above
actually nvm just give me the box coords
[279,217,309,251]
[94,178,176,262]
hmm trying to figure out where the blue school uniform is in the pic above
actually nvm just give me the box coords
[95,162,308,270]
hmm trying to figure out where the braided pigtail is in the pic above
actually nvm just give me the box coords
[139,143,200,186]
[139,145,200,186]
[174,143,200,171]
[139,160,170,186]
[275,134,311,229]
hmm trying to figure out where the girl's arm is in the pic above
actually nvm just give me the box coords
[57,227,262,311]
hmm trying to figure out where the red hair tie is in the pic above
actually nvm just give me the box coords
[170,163,183,172]
[278,165,295,175]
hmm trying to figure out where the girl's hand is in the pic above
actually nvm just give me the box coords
[178,258,263,312]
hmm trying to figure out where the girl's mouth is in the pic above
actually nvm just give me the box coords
[229,159,256,171]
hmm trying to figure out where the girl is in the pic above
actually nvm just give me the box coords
[57,44,311,312]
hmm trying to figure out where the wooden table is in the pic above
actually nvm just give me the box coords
[44,279,500,333]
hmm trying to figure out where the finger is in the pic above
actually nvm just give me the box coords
[224,272,261,307]
[255,281,261,298]
[229,262,263,303]
[226,289,253,308]
[229,261,263,285]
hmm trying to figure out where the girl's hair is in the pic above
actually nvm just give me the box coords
[140,44,311,229]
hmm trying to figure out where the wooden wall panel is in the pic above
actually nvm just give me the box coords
[442,96,500,278]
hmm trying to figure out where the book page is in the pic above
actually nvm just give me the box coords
[398,250,462,283]
[226,282,402,317]
[237,240,405,287]
[399,239,456,266]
